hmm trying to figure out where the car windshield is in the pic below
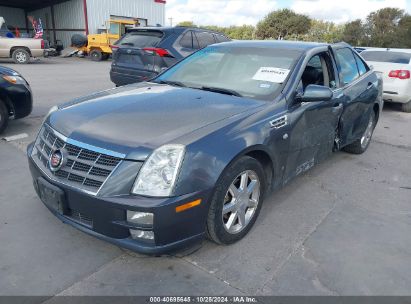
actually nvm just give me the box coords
[155,45,302,101]
[361,51,411,64]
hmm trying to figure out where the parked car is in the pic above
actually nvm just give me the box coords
[361,48,411,112]
[110,26,230,86]
[354,47,368,53]
[0,36,49,64]
[28,41,382,254]
[0,66,32,133]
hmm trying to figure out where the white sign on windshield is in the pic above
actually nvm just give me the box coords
[252,67,290,83]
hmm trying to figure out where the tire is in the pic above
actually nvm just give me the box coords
[401,101,411,113]
[12,48,30,64]
[343,110,376,154]
[206,156,266,245]
[90,50,103,61]
[71,34,88,48]
[0,101,9,134]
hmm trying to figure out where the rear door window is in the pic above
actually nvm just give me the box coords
[117,31,163,48]
[361,51,411,64]
[335,48,360,85]
[179,31,193,49]
[194,32,216,48]
[353,52,369,75]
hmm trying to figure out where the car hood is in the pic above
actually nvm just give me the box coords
[0,65,20,76]
[48,83,265,160]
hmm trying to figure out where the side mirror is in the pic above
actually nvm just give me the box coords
[300,84,333,102]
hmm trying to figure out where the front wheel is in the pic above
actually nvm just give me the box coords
[206,156,266,245]
[343,110,376,154]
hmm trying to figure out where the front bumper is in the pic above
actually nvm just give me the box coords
[27,143,211,255]
[1,82,32,119]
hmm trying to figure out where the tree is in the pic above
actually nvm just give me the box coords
[365,8,405,47]
[177,21,197,27]
[303,20,343,43]
[201,25,255,40]
[398,15,411,48]
[341,19,367,46]
[255,9,311,40]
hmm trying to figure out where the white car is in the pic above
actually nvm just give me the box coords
[361,48,411,112]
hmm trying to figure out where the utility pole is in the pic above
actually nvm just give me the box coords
[168,17,173,26]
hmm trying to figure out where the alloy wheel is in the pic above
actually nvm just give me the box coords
[360,114,374,149]
[16,52,27,63]
[222,170,260,234]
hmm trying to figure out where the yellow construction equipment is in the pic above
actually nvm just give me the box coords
[72,19,139,61]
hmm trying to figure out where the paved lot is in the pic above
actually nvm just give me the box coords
[0,57,410,298]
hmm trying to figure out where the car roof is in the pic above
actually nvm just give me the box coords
[362,48,411,54]
[214,40,331,51]
[127,26,227,35]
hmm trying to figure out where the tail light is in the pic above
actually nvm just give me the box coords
[143,47,173,58]
[110,45,119,50]
[388,70,410,80]
[41,40,45,49]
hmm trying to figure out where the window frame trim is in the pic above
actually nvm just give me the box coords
[178,30,194,49]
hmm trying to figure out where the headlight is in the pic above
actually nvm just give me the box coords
[3,75,26,85]
[132,144,185,197]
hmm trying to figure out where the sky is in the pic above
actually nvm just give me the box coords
[165,0,411,27]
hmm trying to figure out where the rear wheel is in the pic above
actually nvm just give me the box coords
[0,101,9,134]
[401,101,411,113]
[343,110,376,154]
[206,156,265,245]
[12,48,30,64]
[90,50,103,61]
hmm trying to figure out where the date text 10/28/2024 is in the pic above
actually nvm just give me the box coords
[149,296,258,303]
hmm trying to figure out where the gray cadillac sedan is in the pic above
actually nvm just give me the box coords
[27,41,383,254]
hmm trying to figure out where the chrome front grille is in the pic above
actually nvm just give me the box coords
[32,125,122,194]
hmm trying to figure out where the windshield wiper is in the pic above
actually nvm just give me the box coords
[199,86,242,97]
[156,80,187,87]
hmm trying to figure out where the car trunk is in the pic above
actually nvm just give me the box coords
[368,61,411,96]
[112,30,172,81]
[362,51,411,96]
[114,47,156,74]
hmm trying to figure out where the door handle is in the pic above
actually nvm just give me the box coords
[367,82,374,90]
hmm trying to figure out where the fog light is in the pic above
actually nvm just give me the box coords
[127,211,153,226]
[130,229,154,241]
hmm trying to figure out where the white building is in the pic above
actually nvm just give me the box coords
[0,0,166,47]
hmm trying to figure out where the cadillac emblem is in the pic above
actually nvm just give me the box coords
[49,149,66,172]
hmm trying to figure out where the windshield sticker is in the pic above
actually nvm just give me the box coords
[252,67,290,83]
[259,83,271,89]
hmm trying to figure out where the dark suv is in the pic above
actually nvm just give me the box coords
[110,26,230,86]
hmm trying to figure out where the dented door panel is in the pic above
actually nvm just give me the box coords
[284,95,342,184]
